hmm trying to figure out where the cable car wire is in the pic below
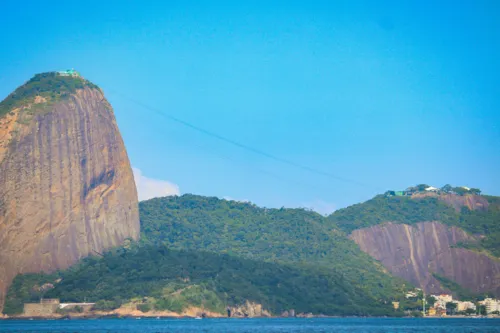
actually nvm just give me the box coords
[105,87,381,191]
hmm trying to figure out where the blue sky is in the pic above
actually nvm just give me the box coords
[1,0,499,213]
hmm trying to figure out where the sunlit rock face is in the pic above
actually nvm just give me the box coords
[0,79,139,311]
[351,221,500,296]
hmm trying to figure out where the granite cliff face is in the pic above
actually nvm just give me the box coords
[351,222,500,296]
[329,190,500,297]
[0,73,140,311]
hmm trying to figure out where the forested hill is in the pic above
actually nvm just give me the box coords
[4,246,399,317]
[138,190,500,299]
[139,194,406,301]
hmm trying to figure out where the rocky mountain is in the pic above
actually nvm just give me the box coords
[0,72,140,311]
[328,187,500,297]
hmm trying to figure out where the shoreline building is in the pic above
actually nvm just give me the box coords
[479,298,500,314]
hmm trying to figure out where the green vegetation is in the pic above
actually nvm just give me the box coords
[0,72,98,118]
[426,295,436,307]
[398,297,423,312]
[328,195,458,234]
[3,246,400,316]
[456,196,500,256]
[4,194,414,317]
[431,273,479,301]
[152,285,225,313]
[7,190,498,316]
[136,303,151,313]
[1,273,52,315]
[446,301,457,315]
[139,195,407,301]
[328,194,500,256]
[397,290,429,315]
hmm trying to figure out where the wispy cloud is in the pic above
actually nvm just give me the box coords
[223,196,250,203]
[302,200,337,216]
[132,167,180,201]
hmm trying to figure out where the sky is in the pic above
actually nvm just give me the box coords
[1,0,499,213]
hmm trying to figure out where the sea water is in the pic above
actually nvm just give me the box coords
[0,318,499,333]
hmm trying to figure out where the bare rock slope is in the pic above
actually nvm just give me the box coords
[351,221,500,296]
[0,73,140,311]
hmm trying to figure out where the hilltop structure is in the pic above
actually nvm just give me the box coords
[56,69,80,77]
[385,184,481,197]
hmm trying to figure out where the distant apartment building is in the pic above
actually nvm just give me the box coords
[456,301,476,312]
[433,294,453,303]
[431,294,453,311]
[427,306,447,317]
[428,307,436,316]
[479,298,500,314]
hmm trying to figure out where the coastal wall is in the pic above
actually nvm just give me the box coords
[23,303,59,317]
